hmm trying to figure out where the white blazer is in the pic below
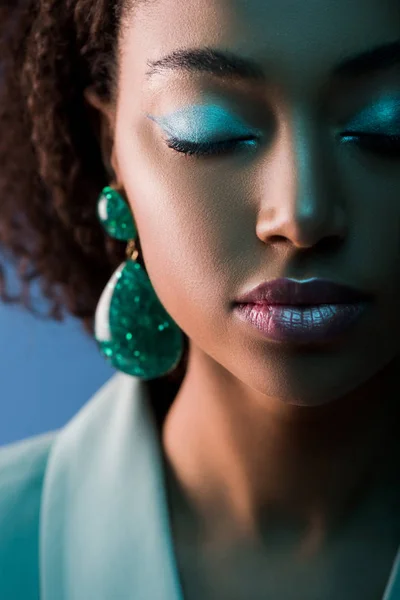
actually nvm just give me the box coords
[0,372,399,599]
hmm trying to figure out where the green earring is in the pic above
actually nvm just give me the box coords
[94,185,184,380]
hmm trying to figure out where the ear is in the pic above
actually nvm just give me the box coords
[83,86,119,180]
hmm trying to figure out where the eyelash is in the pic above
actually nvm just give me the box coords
[165,133,400,159]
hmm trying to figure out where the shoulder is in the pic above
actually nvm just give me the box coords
[0,430,59,599]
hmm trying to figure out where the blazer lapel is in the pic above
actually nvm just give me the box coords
[39,372,184,600]
[383,547,400,600]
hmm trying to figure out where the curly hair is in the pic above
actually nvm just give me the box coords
[0,0,189,428]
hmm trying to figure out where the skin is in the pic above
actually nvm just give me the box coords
[85,0,400,596]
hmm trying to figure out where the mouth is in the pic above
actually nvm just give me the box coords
[234,278,372,345]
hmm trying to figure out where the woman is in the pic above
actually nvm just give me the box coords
[0,0,399,598]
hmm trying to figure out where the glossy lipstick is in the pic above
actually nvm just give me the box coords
[234,278,371,344]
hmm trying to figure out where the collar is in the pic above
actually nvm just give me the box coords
[39,372,184,600]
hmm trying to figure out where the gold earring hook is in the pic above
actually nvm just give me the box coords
[126,239,139,261]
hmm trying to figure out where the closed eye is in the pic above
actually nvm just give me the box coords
[339,132,400,158]
[165,132,400,159]
[165,136,258,158]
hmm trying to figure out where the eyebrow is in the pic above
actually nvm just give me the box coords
[145,40,400,82]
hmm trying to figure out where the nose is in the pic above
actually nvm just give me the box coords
[256,115,347,250]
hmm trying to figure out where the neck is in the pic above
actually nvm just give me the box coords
[161,351,400,556]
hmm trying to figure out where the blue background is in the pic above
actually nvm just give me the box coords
[0,258,114,446]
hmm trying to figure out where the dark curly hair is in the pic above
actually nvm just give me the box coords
[0,0,189,429]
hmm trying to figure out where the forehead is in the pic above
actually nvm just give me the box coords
[119,0,400,93]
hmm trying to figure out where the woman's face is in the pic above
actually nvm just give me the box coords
[109,0,400,406]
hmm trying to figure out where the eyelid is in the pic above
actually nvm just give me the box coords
[149,96,400,144]
[147,104,261,140]
[344,96,400,131]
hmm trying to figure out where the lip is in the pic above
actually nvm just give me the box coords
[234,302,369,345]
[235,277,372,306]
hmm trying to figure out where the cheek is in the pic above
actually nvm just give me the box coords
[117,129,239,297]
[119,167,233,327]
[134,208,233,348]
[139,202,230,303]
[337,155,400,268]
[342,174,400,357]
